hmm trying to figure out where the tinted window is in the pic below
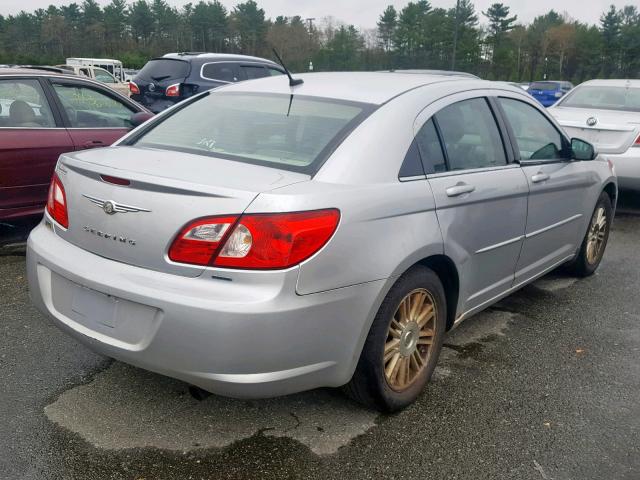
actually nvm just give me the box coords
[268,68,284,76]
[52,83,135,128]
[137,59,189,81]
[242,65,269,79]
[399,141,425,178]
[434,98,506,171]
[134,92,373,173]
[559,85,640,112]
[0,79,55,128]
[415,118,446,174]
[499,98,567,160]
[202,63,238,82]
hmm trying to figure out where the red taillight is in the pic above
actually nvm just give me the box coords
[168,209,340,269]
[129,81,140,95]
[100,174,130,186]
[165,83,180,97]
[46,173,68,228]
[634,133,640,147]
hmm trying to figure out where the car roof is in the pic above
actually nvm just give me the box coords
[217,71,489,105]
[578,79,640,88]
[385,69,479,79]
[0,67,67,76]
[161,52,279,65]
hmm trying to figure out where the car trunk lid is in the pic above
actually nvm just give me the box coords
[551,106,640,154]
[54,146,309,277]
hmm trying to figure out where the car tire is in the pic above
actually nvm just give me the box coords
[344,265,446,412]
[567,192,613,277]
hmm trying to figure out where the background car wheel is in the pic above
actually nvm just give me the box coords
[567,192,613,277]
[344,265,446,412]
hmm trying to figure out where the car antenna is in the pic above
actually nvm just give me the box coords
[272,48,303,87]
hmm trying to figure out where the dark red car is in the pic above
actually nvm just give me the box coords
[0,68,151,222]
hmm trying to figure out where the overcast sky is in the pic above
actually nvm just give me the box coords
[1,0,633,28]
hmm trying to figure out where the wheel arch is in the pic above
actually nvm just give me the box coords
[415,255,460,331]
[603,181,617,208]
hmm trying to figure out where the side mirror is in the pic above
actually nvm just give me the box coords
[130,111,154,128]
[571,138,597,161]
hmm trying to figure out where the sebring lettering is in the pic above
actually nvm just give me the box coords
[83,226,136,246]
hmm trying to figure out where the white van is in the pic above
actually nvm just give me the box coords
[66,58,126,83]
[58,64,130,97]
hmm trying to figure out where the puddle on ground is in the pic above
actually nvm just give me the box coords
[533,276,578,292]
[45,362,377,456]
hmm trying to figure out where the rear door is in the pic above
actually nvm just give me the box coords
[418,94,529,314]
[496,96,594,284]
[0,77,73,218]
[46,78,137,151]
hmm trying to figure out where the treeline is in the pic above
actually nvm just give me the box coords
[1,0,639,82]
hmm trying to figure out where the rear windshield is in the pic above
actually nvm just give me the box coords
[132,92,375,174]
[529,82,560,91]
[558,86,640,112]
[136,59,189,81]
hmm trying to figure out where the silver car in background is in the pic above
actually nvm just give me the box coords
[549,79,640,190]
[27,72,616,412]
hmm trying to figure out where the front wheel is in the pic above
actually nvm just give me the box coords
[344,266,446,412]
[567,192,613,277]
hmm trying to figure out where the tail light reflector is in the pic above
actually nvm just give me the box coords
[46,173,69,228]
[165,83,180,97]
[168,209,340,269]
[129,81,140,95]
[633,133,640,147]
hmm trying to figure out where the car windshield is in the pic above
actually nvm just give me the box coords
[132,92,374,174]
[529,82,559,91]
[558,85,640,112]
[137,59,189,81]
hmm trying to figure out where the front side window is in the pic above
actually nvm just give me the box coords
[94,69,116,84]
[202,63,238,82]
[499,98,567,160]
[558,85,640,112]
[132,92,374,173]
[52,83,135,128]
[434,98,506,171]
[0,78,55,128]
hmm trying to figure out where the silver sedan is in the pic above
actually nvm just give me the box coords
[549,79,640,190]
[27,72,616,411]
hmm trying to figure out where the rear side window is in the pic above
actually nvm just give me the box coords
[0,79,55,128]
[52,83,135,128]
[202,63,238,82]
[498,98,567,160]
[242,65,269,79]
[434,98,506,171]
[137,59,189,81]
[415,118,446,174]
[132,92,374,174]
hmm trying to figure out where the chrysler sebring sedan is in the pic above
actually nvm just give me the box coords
[27,72,616,411]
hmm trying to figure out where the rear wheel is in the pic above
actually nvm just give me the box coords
[344,266,446,412]
[567,192,612,277]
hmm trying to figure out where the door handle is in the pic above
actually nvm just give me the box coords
[445,183,476,197]
[82,140,106,149]
[531,172,550,183]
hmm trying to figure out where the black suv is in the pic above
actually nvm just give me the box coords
[130,53,285,112]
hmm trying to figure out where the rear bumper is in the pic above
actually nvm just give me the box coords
[27,222,386,398]
[608,150,640,191]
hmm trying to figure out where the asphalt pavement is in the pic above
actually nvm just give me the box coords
[1,197,639,480]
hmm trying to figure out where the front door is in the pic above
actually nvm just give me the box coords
[48,79,135,151]
[496,96,594,284]
[419,97,529,315]
[0,77,74,219]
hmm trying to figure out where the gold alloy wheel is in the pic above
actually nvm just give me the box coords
[384,288,437,391]
[586,206,607,264]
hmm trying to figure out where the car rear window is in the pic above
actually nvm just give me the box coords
[132,92,375,174]
[137,59,189,81]
[529,82,559,91]
[558,86,640,112]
